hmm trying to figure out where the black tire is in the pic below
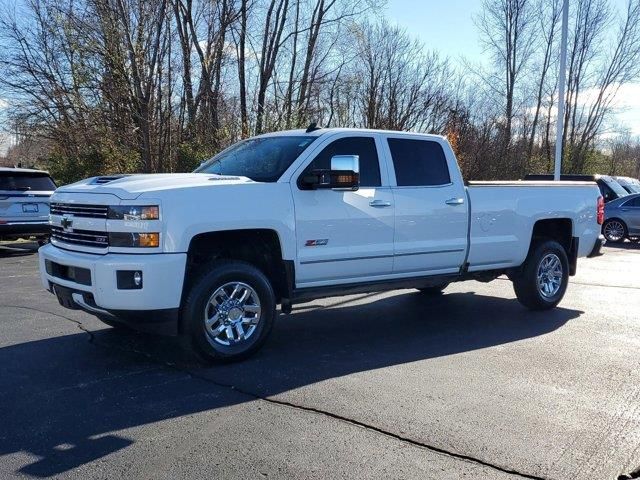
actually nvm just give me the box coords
[417,283,449,295]
[602,219,627,243]
[513,240,569,311]
[181,260,276,363]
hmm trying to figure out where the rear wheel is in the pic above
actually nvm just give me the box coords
[513,240,569,311]
[182,260,276,363]
[417,283,449,295]
[602,219,627,243]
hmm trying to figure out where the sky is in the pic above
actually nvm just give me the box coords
[385,0,640,137]
[1,0,639,156]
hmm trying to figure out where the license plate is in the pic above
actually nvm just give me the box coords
[22,203,39,213]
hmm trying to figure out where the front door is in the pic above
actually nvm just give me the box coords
[291,134,395,287]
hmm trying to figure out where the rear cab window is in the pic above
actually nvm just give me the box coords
[387,138,451,186]
[0,172,56,191]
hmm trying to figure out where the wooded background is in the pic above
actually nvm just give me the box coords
[1,0,640,183]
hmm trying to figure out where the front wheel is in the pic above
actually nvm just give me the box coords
[513,240,569,311]
[182,260,276,363]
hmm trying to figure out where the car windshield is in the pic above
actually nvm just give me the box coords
[0,172,56,191]
[604,177,630,198]
[195,136,317,182]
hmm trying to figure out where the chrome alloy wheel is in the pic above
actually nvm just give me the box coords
[203,282,262,346]
[603,220,625,242]
[536,253,563,298]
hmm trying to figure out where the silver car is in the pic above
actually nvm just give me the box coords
[602,192,640,243]
[0,167,56,243]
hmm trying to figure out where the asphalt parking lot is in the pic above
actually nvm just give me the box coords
[1,242,639,480]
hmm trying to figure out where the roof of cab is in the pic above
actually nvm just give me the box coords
[0,167,51,175]
[255,127,445,141]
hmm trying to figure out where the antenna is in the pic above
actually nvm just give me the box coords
[306,122,321,133]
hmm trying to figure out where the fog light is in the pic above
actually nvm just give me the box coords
[116,270,143,290]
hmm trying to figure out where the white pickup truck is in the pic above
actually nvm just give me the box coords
[39,127,605,362]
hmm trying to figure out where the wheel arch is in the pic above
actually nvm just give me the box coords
[181,229,292,318]
[603,216,627,228]
[529,218,577,275]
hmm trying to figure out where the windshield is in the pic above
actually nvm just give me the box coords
[0,172,56,191]
[603,177,630,198]
[195,136,317,182]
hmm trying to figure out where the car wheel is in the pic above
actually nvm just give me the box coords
[602,219,627,243]
[513,240,569,311]
[417,283,449,295]
[182,260,276,363]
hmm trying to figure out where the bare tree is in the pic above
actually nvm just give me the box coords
[477,0,536,152]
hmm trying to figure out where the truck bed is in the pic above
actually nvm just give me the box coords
[465,182,601,272]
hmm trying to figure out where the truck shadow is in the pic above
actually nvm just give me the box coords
[0,290,582,477]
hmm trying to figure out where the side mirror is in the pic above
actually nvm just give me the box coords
[302,155,360,191]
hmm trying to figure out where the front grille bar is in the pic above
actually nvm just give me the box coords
[51,226,108,248]
[50,203,108,218]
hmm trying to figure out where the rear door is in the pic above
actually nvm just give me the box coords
[384,136,468,275]
[291,133,395,287]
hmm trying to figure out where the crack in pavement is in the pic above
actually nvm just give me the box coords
[4,304,548,480]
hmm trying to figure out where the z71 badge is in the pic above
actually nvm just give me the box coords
[305,239,329,247]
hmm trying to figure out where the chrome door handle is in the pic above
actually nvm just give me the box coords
[445,197,465,206]
[369,200,392,207]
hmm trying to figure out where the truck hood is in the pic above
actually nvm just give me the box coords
[56,173,255,200]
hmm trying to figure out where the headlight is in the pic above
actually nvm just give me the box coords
[109,232,160,248]
[108,205,159,220]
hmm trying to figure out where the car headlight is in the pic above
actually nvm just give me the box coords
[108,205,159,220]
[109,232,160,248]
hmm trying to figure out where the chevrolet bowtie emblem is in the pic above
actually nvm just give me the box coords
[61,216,73,230]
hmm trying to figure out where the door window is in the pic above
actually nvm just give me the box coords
[299,137,381,188]
[387,139,451,187]
[623,196,640,207]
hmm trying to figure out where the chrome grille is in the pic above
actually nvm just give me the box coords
[50,203,108,218]
[51,226,108,248]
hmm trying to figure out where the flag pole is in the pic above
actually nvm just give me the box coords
[554,0,569,181]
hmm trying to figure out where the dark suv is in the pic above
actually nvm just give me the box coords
[0,168,56,242]
[524,174,629,203]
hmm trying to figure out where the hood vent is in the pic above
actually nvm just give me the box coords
[209,176,242,181]
[92,175,130,185]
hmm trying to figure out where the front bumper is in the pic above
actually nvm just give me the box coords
[39,243,187,335]
[588,234,606,258]
[0,220,50,238]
